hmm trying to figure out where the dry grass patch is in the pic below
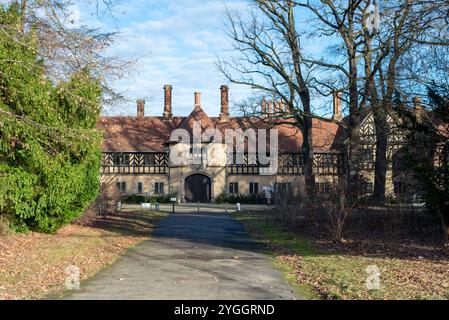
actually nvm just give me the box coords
[234,212,449,300]
[0,211,167,300]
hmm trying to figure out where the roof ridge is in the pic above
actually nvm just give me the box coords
[177,105,215,131]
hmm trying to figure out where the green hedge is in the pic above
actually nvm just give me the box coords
[215,193,259,204]
[0,4,102,233]
[121,194,172,204]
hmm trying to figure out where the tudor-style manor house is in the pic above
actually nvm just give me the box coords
[99,85,412,203]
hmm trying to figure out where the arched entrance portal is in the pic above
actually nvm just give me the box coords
[184,174,212,203]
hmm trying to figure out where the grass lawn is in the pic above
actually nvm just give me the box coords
[0,210,167,300]
[233,211,449,300]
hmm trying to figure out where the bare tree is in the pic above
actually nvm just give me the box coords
[360,0,449,202]
[226,1,377,197]
[319,184,357,243]
[292,0,368,198]
[294,0,449,202]
[218,0,337,196]
[4,0,132,108]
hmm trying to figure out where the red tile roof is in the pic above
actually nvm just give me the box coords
[98,106,344,153]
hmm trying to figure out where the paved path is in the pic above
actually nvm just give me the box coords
[64,212,299,300]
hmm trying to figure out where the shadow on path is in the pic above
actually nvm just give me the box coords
[63,212,299,300]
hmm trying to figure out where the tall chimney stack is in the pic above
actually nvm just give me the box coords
[194,92,201,107]
[276,101,282,114]
[268,101,274,114]
[413,96,422,109]
[332,91,343,121]
[163,85,173,120]
[219,85,230,122]
[137,99,145,118]
[261,98,267,115]
[413,96,424,123]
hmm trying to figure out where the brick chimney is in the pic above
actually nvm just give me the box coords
[194,92,201,107]
[413,96,422,108]
[277,101,285,113]
[137,99,145,118]
[332,91,343,121]
[268,101,274,114]
[219,85,230,122]
[163,85,173,120]
[261,98,267,115]
[413,96,425,123]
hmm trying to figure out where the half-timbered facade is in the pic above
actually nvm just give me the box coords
[99,85,424,202]
[356,108,418,198]
[98,85,348,202]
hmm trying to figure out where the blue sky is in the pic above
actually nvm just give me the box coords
[0,0,333,117]
[83,0,252,117]
[0,0,335,117]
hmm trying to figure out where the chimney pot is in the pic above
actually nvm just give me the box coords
[268,101,274,114]
[332,91,343,121]
[219,85,230,122]
[413,96,425,123]
[276,101,283,114]
[274,101,283,114]
[194,92,201,107]
[261,98,267,115]
[163,85,173,120]
[413,96,422,108]
[137,99,145,118]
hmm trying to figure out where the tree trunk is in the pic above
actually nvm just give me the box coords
[303,116,315,197]
[373,107,388,203]
[347,57,360,199]
[440,212,449,244]
[344,10,360,200]
[446,226,449,244]
[362,25,388,203]
[285,2,315,197]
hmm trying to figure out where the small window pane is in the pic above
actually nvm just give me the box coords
[144,154,155,166]
[137,182,143,194]
[155,182,164,195]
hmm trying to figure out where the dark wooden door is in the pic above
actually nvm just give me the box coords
[184,174,211,203]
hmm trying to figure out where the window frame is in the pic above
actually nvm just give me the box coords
[229,182,239,194]
[154,182,165,195]
[249,182,259,194]
[137,182,143,194]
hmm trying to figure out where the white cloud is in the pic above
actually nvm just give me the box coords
[99,0,251,116]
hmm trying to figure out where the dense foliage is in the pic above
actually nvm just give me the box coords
[404,88,449,241]
[0,4,102,233]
